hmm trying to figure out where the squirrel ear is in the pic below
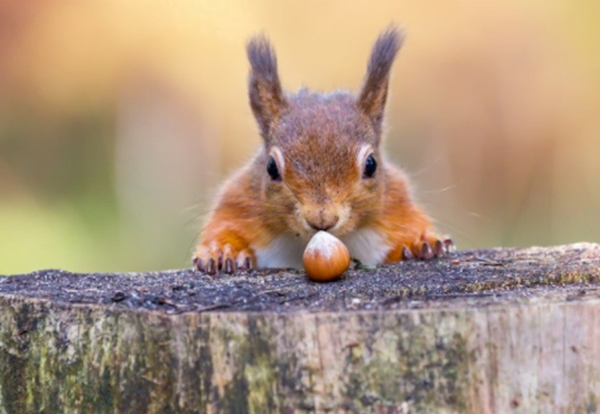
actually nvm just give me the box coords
[357,26,404,136]
[247,35,287,141]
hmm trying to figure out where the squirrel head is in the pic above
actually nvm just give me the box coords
[246,26,404,240]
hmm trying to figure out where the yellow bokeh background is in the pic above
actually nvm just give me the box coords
[1,0,599,274]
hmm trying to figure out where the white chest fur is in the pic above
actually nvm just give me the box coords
[255,227,390,269]
[340,227,390,266]
[255,233,306,269]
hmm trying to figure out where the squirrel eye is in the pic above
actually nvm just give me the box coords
[266,156,281,181]
[363,154,377,178]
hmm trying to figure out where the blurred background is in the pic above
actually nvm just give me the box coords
[1,0,599,274]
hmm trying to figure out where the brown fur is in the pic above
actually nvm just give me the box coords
[193,26,450,274]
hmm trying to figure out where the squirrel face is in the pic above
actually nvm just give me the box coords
[261,93,384,240]
[247,27,404,241]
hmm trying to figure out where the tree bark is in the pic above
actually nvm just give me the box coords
[1,243,600,413]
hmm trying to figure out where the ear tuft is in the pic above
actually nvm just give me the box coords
[358,25,405,135]
[247,35,286,141]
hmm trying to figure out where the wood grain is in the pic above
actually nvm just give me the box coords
[1,243,599,413]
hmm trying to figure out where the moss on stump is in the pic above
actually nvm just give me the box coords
[1,243,600,413]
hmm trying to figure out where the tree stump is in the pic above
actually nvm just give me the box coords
[1,243,600,413]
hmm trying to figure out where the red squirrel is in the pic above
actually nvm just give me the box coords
[193,26,453,275]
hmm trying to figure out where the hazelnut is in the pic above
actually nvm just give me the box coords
[303,231,350,282]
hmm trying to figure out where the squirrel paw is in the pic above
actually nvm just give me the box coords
[192,242,255,275]
[402,234,454,261]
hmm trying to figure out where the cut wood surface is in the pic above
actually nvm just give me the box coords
[1,243,600,413]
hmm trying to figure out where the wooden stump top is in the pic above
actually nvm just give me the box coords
[2,243,600,313]
[2,243,600,413]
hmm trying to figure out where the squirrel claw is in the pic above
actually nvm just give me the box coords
[434,240,444,256]
[192,256,204,272]
[408,234,454,261]
[236,252,254,271]
[192,243,255,275]
[420,242,434,260]
[207,258,217,275]
[224,258,235,274]
[443,238,455,254]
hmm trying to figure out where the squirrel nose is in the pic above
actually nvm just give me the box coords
[306,214,339,232]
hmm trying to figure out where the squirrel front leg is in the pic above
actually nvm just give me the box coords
[380,204,454,262]
[384,224,455,262]
[377,168,454,263]
[192,169,261,275]
[192,218,256,275]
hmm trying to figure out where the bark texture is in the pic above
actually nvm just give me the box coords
[1,243,600,413]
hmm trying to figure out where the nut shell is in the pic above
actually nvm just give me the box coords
[303,231,350,282]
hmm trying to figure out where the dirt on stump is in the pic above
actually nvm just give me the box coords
[2,243,599,314]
